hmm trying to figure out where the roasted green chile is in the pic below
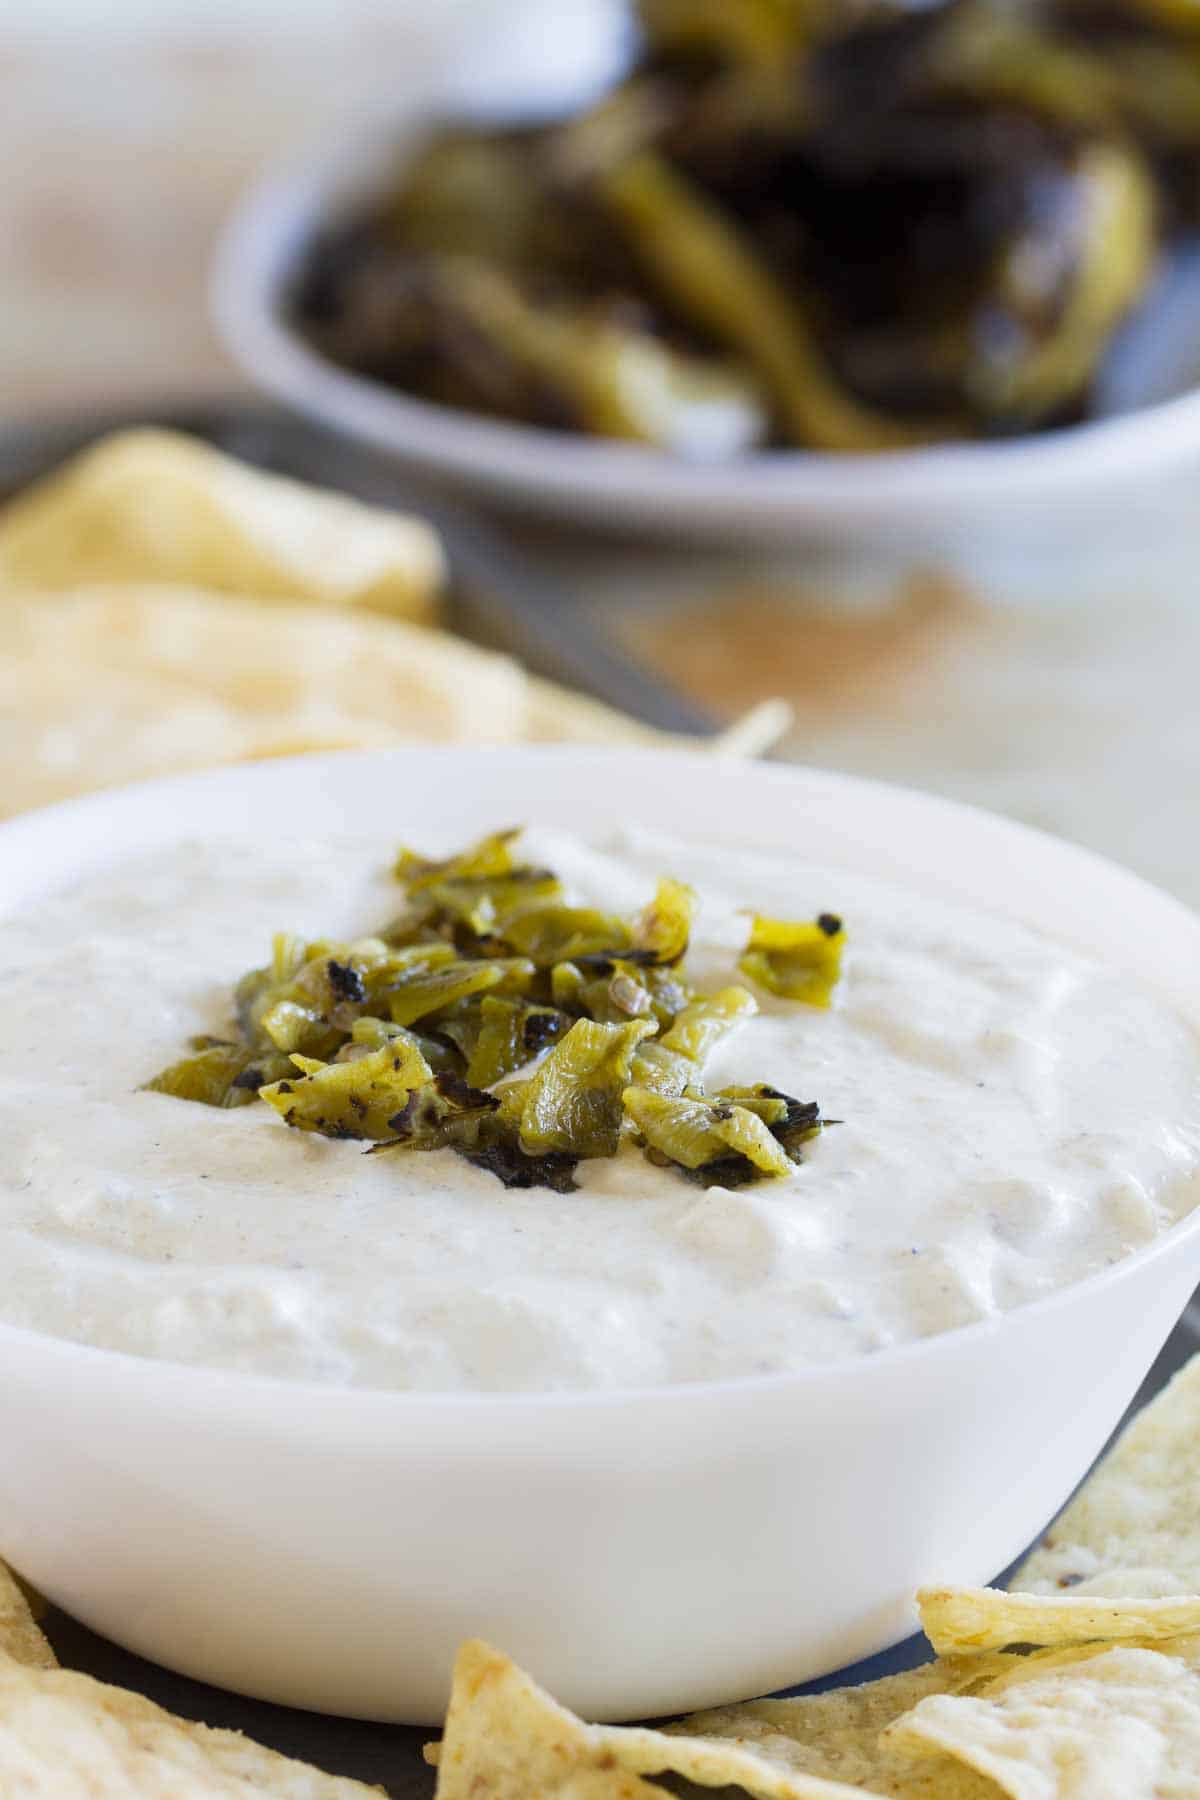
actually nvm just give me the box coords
[290,0,1198,449]
[147,829,839,1191]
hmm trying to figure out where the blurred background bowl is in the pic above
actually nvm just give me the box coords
[214,102,1200,564]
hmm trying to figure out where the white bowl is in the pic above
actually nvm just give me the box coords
[213,115,1200,554]
[2,747,1200,1724]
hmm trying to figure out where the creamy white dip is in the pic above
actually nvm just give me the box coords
[1,827,1198,1391]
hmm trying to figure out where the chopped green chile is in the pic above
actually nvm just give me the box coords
[410,1031,468,1078]
[245,937,444,1056]
[631,875,697,966]
[465,996,568,1087]
[147,827,836,1191]
[424,999,483,1059]
[640,964,694,1028]
[739,913,845,1007]
[486,958,539,996]
[628,978,750,1093]
[623,1087,734,1168]
[331,1016,458,1080]
[499,904,633,967]
[630,1039,695,1097]
[234,962,285,1043]
[380,1069,500,1150]
[763,1090,825,1156]
[394,828,519,889]
[604,969,655,1017]
[373,1072,582,1191]
[144,1042,289,1110]
[257,997,337,1057]
[404,870,565,943]
[341,1015,421,1054]
[386,959,510,1027]
[550,960,588,1011]
[706,1084,789,1126]
[574,962,654,1025]
[370,941,460,977]
[557,958,691,1028]
[681,1098,795,1177]
[659,984,758,1060]
[623,1087,793,1179]
[462,1001,524,1081]
[460,1140,580,1193]
[519,1017,657,1157]
[706,1083,824,1153]
[259,1037,434,1140]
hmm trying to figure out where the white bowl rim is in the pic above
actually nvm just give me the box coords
[3,742,1200,1413]
[212,123,1200,528]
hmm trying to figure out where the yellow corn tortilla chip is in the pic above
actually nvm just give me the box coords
[919,1589,1200,1659]
[0,426,785,820]
[1013,1353,1200,1602]
[884,1640,1200,1799]
[430,1640,1012,1799]
[429,1640,668,1799]
[0,586,769,820]
[656,1665,1017,1799]
[0,1648,383,1797]
[0,585,525,818]
[0,1564,56,1670]
[0,428,442,621]
[919,1351,1200,1655]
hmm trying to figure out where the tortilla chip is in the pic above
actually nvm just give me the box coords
[430,1640,1012,1799]
[919,1588,1200,1659]
[0,585,528,817]
[884,1643,1200,1799]
[655,1665,1017,1799]
[0,1648,383,1796]
[919,1352,1200,1655]
[429,1639,667,1799]
[1013,1353,1200,1602]
[0,584,772,819]
[0,1565,56,1670]
[0,427,786,820]
[0,429,443,621]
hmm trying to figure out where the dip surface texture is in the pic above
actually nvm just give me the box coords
[2,827,1199,1391]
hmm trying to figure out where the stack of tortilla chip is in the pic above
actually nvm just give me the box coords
[0,429,778,820]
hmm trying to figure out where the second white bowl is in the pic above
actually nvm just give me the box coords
[214,115,1200,560]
